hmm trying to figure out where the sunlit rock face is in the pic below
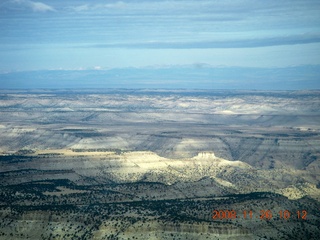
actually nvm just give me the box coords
[195,151,216,159]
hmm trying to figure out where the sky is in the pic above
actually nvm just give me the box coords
[0,0,320,89]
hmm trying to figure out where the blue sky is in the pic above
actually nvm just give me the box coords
[0,0,320,89]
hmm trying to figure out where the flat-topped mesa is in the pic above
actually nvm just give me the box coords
[194,152,216,159]
[192,151,252,169]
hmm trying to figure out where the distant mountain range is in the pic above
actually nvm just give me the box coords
[1,65,319,90]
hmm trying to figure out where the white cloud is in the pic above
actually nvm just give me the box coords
[29,1,55,12]
[70,1,127,12]
[103,1,126,9]
[71,4,90,12]
[7,0,55,12]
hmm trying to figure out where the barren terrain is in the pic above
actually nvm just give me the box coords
[0,89,319,239]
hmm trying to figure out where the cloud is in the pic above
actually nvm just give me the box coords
[71,4,89,12]
[28,1,55,12]
[93,66,102,70]
[103,1,126,9]
[70,1,126,12]
[1,0,55,13]
[77,33,320,49]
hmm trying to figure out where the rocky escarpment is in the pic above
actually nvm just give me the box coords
[1,150,319,201]
[117,221,253,239]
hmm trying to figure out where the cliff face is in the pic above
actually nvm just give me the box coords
[99,221,254,240]
[194,152,216,159]
[1,215,254,240]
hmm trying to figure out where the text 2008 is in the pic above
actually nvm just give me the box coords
[212,210,307,220]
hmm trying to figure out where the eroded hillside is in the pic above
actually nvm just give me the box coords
[0,90,319,239]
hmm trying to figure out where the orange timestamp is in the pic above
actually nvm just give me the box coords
[212,209,307,220]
